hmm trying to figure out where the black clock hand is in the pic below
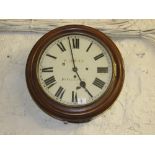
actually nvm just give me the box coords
[68,37,93,98]
[68,37,83,81]
[80,81,93,97]
[68,37,84,83]
[76,70,93,98]
[68,37,78,72]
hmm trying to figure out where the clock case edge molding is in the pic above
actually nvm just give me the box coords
[25,25,125,123]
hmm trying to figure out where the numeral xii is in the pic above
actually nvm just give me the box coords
[72,38,79,49]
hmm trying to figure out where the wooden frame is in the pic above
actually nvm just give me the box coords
[26,25,124,123]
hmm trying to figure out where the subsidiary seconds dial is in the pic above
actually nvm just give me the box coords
[26,25,124,123]
[38,34,113,106]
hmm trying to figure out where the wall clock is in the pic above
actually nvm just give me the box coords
[26,25,124,123]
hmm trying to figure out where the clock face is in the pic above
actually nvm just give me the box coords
[37,34,113,106]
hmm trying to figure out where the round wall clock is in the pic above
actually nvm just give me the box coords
[26,25,124,123]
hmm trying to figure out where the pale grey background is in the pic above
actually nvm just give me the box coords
[0,20,155,134]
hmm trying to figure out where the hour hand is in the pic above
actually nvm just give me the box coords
[84,87,93,98]
[80,81,93,98]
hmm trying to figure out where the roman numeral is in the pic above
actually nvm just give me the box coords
[97,67,108,73]
[44,76,56,88]
[72,38,79,49]
[55,86,65,99]
[46,54,57,59]
[57,42,66,52]
[86,42,93,52]
[42,67,53,72]
[93,78,105,89]
[72,91,78,103]
[94,53,104,61]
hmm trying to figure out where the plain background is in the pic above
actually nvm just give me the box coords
[0,0,155,155]
[1,20,155,134]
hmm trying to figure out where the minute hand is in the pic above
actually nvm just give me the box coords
[68,37,83,81]
[68,37,93,98]
[68,37,77,72]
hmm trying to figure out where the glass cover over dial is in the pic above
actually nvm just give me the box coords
[37,34,113,106]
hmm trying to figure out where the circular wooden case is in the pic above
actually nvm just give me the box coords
[26,25,124,123]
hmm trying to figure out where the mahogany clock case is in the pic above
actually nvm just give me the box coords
[26,25,124,123]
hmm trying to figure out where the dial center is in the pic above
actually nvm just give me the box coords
[72,67,78,72]
[80,81,86,88]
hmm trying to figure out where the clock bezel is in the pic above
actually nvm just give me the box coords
[26,25,124,123]
[37,33,114,107]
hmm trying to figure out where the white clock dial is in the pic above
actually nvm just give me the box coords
[37,34,113,106]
